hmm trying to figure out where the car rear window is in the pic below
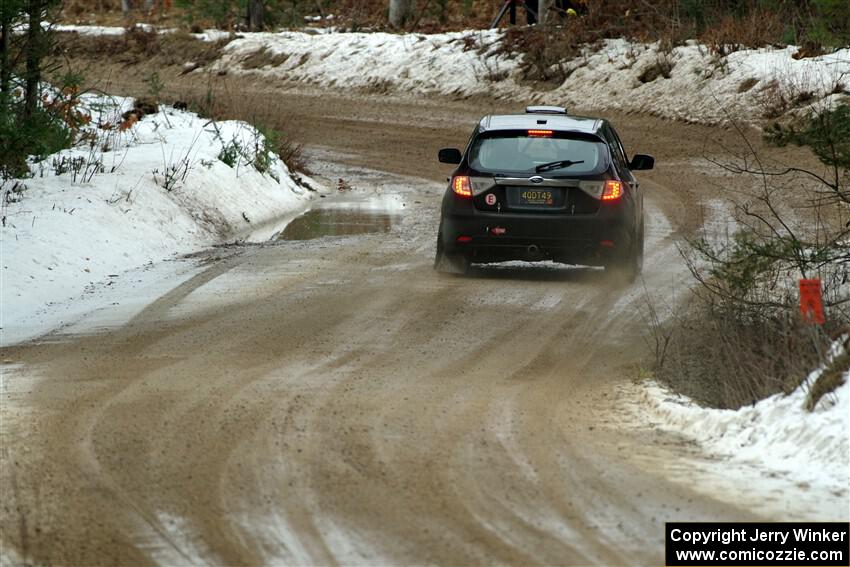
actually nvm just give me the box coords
[469,132,606,175]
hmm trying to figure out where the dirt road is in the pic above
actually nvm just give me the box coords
[2,85,778,565]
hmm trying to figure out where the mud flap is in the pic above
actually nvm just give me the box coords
[434,235,470,275]
[604,227,641,285]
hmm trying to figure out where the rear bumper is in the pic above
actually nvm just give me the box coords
[440,204,631,265]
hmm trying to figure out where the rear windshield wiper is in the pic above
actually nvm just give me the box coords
[535,159,584,173]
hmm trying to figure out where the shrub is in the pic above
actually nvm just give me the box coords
[275,133,306,173]
[251,123,305,174]
[637,55,675,83]
[766,104,850,174]
[806,348,850,410]
[214,125,304,175]
[0,101,73,179]
[808,0,850,48]
[498,0,848,81]
[651,103,850,409]
[653,304,833,408]
[55,29,232,68]
[497,24,576,84]
[218,138,241,167]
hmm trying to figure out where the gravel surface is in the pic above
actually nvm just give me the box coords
[2,79,821,565]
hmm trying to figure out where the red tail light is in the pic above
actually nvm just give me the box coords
[527,129,553,138]
[452,175,473,198]
[601,180,623,201]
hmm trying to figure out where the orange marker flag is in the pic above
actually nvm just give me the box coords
[799,278,825,325]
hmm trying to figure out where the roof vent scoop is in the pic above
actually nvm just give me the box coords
[525,105,567,115]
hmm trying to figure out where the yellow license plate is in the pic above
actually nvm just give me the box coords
[519,190,555,206]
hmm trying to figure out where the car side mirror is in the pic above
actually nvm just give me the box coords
[438,148,463,164]
[629,154,655,171]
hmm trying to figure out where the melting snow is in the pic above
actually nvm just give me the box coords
[215,32,849,124]
[1,93,319,345]
[635,337,849,519]
[53,25,850,123]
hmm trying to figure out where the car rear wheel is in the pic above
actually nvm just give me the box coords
[605,223,643,284]
[434,232,470,275]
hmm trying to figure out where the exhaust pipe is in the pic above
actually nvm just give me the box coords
[527,244,540,255]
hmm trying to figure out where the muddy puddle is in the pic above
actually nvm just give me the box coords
[279,195,404,241]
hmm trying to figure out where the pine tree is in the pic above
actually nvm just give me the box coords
[0,0,67,178]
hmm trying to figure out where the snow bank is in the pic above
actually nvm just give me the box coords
[1,93,317,345]
[216,30,515,98]
[214,31,850,123]
[54,24,137,36]
[54,23,234,42]
[52,25,849,123]
[554,40,850,123]
[640,337,849,508]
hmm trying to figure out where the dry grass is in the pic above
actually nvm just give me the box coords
[496,23,580,85]
[651,302,838,409]
[273,135,308,174]
[495,0,690,87]
[737,77,759,93]
[56,0,498,32]
[487,0,847,88]
[54,28,232,68]
[53,0,850,50]
[806,346,849,410]
[700,8,786,56]
[47,38,311,174]
[171,80,310,173]
[240,47,290,70]
[637,55,674,83]
[754,78,821,119]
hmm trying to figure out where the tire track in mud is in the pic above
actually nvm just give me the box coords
[1,88,773,565]
[221,195,685,565]
[298,279,599,564]
[2,241,413,564]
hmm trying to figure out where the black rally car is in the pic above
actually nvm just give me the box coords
[434,106,654,281]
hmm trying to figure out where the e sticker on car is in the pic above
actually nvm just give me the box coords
[485,193,497,206]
